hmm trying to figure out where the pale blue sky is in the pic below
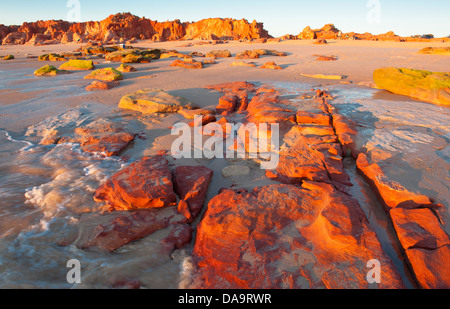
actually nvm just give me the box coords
[0,0,449,37]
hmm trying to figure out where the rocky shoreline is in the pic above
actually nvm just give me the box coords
[0,37,449,289]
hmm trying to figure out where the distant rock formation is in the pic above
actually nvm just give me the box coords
[0,12,271,45]
[292,24,448,42]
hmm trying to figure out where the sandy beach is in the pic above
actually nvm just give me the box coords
[0,38,449,289]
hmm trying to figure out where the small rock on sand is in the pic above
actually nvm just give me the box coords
[222,165,251,178]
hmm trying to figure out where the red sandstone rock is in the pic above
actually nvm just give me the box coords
[86,80,120,91]
[315,55,337,61]
[173,165,214,220]
[260,61,283,70]
[184,18,270,41]
[170,59,203,69]
[205,81,257,94]
[81,207,187,251]
[245,92,295,124]
[191,182,404,289]
[296,110,331,126]
[188,115,217,127]
[390,207,450,250]
[94,156,177,211]
[267,133,332,184]
[235,50,260,59]
[216,94,238,116]
[59,119,135,156]
[314,38,328,44]
[205,81,257,113]
[331,113,358,158]
[405,245,450,289]
[161,224,194,253]
[356,153,434,210]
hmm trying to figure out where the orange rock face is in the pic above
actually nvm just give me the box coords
[1,13,271,45]
[356,153,434,210]
[205,81,257,113]
[173,165,214,220]
[94,156,177,211]
[184,18,270,41]
[85,80,120,91]
[170,59,203,69]
[260,61,283,70]
[356,152,450,288]
[58,119,135,156]
[191,182,404,289]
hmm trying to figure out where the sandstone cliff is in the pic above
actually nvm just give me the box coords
[0,12,271,45]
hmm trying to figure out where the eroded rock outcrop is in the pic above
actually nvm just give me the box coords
[119,88,194,114]
[57,118,135,156]
[191,182,405,289]
[1,13,271,45]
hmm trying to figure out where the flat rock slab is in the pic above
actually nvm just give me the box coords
[84,67,123,81]
[405,245,450,289]
[86,80,120,91]
[94,156,177,211]
[191,182,404,289]
[59,59,95,70]
[119,88,194,114]
[81,207,188,252]
[390,207,450,250]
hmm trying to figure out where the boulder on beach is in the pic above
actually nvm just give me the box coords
[119,88,194,114]
[373,67,450,106]
[84,68,123,81]
[116,64,136,72]
[160,51,192,59]
[260,61,283,70]
[38,53,66,61]
[205,50,232,58]
[86,80,120,91]
[34,65,70,76]
[58,118,135,156]
[94,156,178,211]
[59,59,95,70]
[81,208,188,252]
[253,49,287,57]
[105,48,161,63]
